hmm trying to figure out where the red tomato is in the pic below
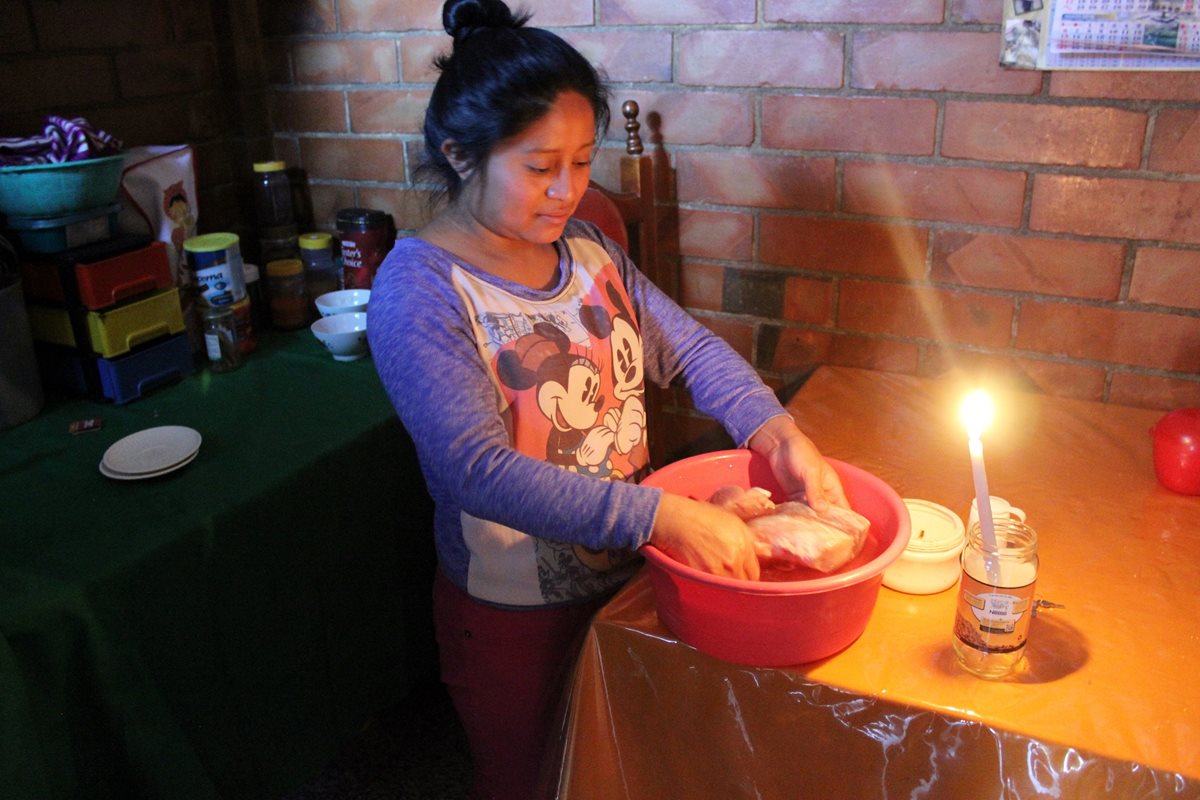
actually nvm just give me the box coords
[1151,408,1200,495]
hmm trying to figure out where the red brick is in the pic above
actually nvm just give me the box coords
[676,209,753,260]
[0,55,115,113]
[696,313,756,361]
[951,0,1003,23]
[851,31,1041,95]
[930,230,1125,301]
[339,0,442,31]
[764,328,832,374]
[300,136,407,182]
[762,95,936,155]
[829,335,920,373]
[1148,109,1200,174]
[942,101,1146,169]
[1016,301,1200,372]
[782,276,834,324]
[348,89,431,133]
[679,30,843,89]
[599,0,755,24]
[400,35,446,83]
[271,89,347,133]
[844,162,1025,228]
[838,280,1014,347]
[33,0,168,48]
[761,216,928,279]
[766,0,942,23]
[1110,373,1200,410]
[613,91,753,147]
[116,43,219,99]
[679,261,724,311]
[293,40,399,84]
[358,186,437,232]
[310,183,358,228]
[258,0,336,36]
[563,31,673,83]
[922,350,1107,402]
[1130,248,1200,310]
[1031,175,1200,245]
[523,0,595,26]
[0,0,35,52]
[1050,72,1200,102]
[675,151,835,210]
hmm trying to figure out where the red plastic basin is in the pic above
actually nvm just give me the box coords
[640,450,910,667]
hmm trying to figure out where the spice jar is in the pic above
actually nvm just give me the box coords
[952,517,1039,679]
[202,306,243,372]
[252,161,295,229]
[337,207,391,290]
[299,231,340,303]
[265,258,310,330]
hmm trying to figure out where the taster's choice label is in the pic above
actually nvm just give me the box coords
[954,572,1035,654]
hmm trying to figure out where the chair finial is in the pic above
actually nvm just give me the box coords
[622,100,643,156]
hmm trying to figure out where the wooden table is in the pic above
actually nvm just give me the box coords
[554,366,1200,799]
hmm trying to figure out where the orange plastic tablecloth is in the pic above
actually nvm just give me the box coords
[555,366,1200,799]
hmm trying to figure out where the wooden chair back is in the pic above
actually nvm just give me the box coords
[576,100,671,467]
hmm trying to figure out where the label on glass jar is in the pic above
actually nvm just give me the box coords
[953,569,1036,654]
[204,332,223,361]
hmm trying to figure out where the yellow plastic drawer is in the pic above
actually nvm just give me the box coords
[27,288,185,357]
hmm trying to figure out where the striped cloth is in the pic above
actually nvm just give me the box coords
[0,116,122,167]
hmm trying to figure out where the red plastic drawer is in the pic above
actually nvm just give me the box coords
[74,240,172,310]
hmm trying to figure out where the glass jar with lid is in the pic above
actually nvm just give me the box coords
[264,258,310,330]
[252,161,295,229]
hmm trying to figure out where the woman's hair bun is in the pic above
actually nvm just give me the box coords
[442,0,529,42]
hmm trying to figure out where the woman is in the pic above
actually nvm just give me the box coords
[367,1,847,796]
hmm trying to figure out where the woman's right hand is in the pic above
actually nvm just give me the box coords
[647,492,760,581]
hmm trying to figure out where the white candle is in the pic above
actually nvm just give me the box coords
[961,391,1000,557]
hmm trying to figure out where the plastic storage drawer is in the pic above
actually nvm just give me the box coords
[36,333,193,404]
[4,203,121,254]
[20,235,164,310]
[28,287,185,357]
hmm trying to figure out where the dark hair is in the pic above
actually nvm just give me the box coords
[422,0,611,201]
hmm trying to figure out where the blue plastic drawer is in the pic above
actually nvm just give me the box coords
[35,333,194,404]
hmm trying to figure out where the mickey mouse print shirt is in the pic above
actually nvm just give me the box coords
[369,219,787,607]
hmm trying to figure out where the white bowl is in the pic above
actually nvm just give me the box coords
[881,499,965,595]
[311,312,368,361]
[314,289,370,317]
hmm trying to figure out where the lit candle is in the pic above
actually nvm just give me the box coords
[960,390,999,556]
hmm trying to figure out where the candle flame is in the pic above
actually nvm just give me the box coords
[961,390,995,439]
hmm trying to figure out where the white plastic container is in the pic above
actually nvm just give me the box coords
[882,499,965,594]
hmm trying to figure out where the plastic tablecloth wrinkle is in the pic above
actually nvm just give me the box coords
[554,366,1200,800]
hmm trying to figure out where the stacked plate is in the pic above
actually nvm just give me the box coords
[99,425,202,480]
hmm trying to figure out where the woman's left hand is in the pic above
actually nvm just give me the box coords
[748,416,848,511]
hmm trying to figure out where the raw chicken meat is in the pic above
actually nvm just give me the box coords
[708,485,871,574]
[708,484,776,520]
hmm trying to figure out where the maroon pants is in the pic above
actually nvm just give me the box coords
[433,570,609,800]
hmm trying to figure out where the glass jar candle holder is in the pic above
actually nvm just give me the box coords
[952,517,1039,679]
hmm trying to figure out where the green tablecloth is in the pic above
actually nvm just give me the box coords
[1,331,437,799]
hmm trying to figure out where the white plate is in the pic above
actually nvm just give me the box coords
[101,425,202,475]
[99,448,198,481]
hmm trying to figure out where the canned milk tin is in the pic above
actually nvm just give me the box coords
[184,232,247,308]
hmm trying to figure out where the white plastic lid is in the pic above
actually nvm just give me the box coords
[902,499,965,553]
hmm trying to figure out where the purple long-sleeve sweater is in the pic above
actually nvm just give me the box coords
[368,219,787,607]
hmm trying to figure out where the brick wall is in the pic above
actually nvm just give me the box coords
[6,0,1200,428]
[0,0,273,237]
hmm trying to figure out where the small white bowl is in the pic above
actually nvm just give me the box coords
[882,499,965,595]
[314,289,370,317]
[311,312,368,361]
